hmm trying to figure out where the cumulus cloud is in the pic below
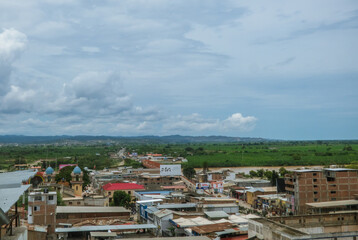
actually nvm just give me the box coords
[0,28,27,95]
[164,113,257,133]
[221,113,257,132]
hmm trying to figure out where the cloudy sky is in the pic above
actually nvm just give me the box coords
[0,0,357,139]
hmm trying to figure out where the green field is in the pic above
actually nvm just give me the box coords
[129,141,358,168]
[0,141,357,170]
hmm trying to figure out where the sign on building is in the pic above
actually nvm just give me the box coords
[160,164,182,176]
[196,182,211,190]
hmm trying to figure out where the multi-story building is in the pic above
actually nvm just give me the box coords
[138,174,181,190]
[28,189,57,233]
[285,167,358,214]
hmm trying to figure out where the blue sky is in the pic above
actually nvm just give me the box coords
[0,0,357,140]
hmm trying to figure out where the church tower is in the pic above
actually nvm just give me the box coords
[71,166,83,196]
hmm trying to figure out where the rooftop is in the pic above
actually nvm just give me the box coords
[153,209,173,218]
[55,224,157,233]
[157,203,196,209]
[191,222,236,234]
[56,206,130,214]
[102,182,145,191]
[204,211,229,219]
[306,199,358,208]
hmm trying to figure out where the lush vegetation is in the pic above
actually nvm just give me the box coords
[1,140,357,170]
[0,145,119,170]
[128,141,358,168]
[111,191,131,208]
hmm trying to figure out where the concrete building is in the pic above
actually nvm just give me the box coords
[56,206,131,225]
[28,189,57,233]
[248,211,358,239]
[285,167,358,214]
[138,173,181,190]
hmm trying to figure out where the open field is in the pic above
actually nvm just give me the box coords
[0,141,357,170]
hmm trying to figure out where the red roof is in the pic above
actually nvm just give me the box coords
[102,183,145,191]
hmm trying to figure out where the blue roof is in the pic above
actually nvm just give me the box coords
[45,167,54,175]
[73,166,82,174]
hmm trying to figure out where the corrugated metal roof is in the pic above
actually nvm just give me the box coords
[145,206,158,214]
[56,206,130,214]
[306,199,358,208]
[0,184,31,213]
[55,224,157,233]
[172,217,213,228]
[153,209,173,218]
[102,182,145,191]
[203,203,238,208]
[205,211,229,219]
[0,170,37,189]
[157,203,196,209]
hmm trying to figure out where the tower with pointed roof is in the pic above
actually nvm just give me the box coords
[71,166,83,196]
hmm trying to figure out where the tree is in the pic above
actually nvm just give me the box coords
[279,167,288,177]
[202,161,209,174]
[249,170,258,177]
[256,169,264,178]
[111,191,131,208]
[183,165,196,179]
[270,170,279,186]
[57,191,65,206]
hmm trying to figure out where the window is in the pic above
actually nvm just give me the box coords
[314,191,318,194]
[76,175,79,181]
[34,206,40,211]
[69,202,72,205]
[76,186,78,190]
[314,198,318,202]
[34,196,42,201]
[313,173,317,176]
[313,179,317,182]
[332,198,336,201]
[109,192,112,195]
[48,196,54,201]
[331,191,336,194]
[128,191,131,194]
[77,202,81,205]
[314,185,318,188]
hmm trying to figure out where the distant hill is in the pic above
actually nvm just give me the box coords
[0,135,272,145]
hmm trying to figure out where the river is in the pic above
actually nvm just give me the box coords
[194,165,324,174]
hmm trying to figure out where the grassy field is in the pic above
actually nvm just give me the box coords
[185,142,358,168]
[1,141,357,170]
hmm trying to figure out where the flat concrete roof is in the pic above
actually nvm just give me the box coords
[56,224,156,233]
[306,199,358,208]
[56,206,130,214]
[119,237,210,240]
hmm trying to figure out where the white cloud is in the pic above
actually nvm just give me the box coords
[221,113,257,132]
[0,28,27,95]
[164,113,257,133]
[82,46,100,53]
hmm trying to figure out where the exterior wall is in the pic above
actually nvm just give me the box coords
[138,176,181,190]
[84,196,109,207]
[285,170,358,214]
[56,211,130,224]
[63,199,84,206]
[28,192,57,233]
[247,191,263,206]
